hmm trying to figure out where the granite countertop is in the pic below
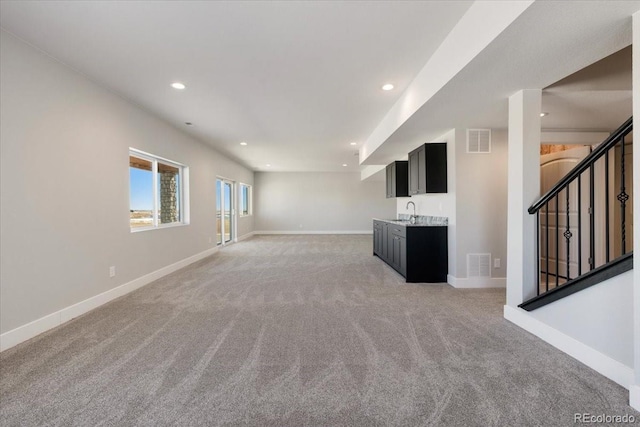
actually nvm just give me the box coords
[373,215,448,227]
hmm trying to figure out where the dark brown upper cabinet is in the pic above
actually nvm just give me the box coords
[408,143,447,195]
[385,161,409,198]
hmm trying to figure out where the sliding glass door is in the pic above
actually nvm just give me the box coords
[216,178,234,245]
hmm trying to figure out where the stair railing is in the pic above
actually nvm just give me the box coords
[528,117,633,297]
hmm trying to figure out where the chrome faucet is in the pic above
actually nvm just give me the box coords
[406,201,417,224]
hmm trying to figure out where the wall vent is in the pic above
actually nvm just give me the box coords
[467,253,491,278]
[467,129,491,153]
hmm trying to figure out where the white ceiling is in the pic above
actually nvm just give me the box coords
[541,46,632,131]
[0,0,473,172]
[1,1,638,174]
[361,1,639,166]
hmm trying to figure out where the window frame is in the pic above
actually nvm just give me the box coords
[239,183,252,217]
[129,148,190,232]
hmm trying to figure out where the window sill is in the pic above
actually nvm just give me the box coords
[130,222,189,233]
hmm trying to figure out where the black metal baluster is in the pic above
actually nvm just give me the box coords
[545,203,549,293]
[536,211,540,295]
[555,193,560,288]
[565,183,572,280]
[578,175,582,276]
[589,164,595,270]
[618,136,628,255]
[605,151,610,262]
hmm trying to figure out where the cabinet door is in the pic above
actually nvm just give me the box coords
[382,223,389,261]
[392,234,402,270]
[386,163,397,198]
[374,222,383,256]
[409,150,419,195]
[417,146,427,194]
[373,224,379,255]
[409,146,426,195]
[425,144,447,193]
[408,143,447,195]
[387,225,394,262]
[398,236,407,276]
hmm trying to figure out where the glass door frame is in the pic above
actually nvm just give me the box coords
[216,178,235,246]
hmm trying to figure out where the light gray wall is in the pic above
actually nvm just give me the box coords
[454,129,508,278]
[254,172,395,232]
[0,31,253,334]
[531,271,634,368]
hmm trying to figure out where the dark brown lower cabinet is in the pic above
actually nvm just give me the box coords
[373,220,447,283]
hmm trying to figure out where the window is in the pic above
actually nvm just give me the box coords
[129,149,189,231]
[239,183,251,216]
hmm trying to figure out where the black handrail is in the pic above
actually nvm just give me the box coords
[528,116,632,213]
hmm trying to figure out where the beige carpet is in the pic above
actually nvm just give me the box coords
[0,235,637,426]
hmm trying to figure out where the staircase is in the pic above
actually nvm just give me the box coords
[519,117,634,311]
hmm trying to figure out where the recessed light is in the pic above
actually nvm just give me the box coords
[540,112,548,117]
[171,82,186,90]
[240,142,247,146]
[382,83,394,91]
[266,164,271,167]
[342,164,348,167]
[350,142,357,146]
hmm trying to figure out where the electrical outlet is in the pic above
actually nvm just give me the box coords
[494,258,500,269]
[299,224,303,229]
[109,266,116,277]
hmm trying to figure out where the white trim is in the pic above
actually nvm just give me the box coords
[236,231,255,242]
[238,182,252,217]
[216,177,236,245]
[254,230,373,235]
[0,246,219,352]
[152,156,158,227]
[447,274,506,288]
[181,166,190,225]
[130,222,188,233]
[504,305,634,389]
[129,147,187,168]
[630,385,640,411]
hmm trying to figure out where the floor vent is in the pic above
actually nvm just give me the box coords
[467,253,491,278]
[467,129,491,153]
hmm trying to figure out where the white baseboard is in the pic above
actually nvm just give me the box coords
[254,230,373,235]
[236,231,255,242]
[0,245,220,352]
[504,305,634,389]
[448,274,506,288]
[630,385,640,411]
